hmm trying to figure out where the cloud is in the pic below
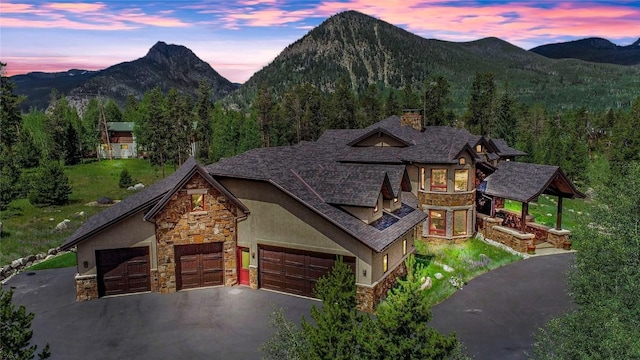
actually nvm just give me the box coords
[0,1,191,30]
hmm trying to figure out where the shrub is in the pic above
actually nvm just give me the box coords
[28,161,72,206]
[118,169,135,188]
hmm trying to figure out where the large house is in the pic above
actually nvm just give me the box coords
[62,113,584,311]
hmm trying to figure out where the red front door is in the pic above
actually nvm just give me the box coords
[238,247,250,286]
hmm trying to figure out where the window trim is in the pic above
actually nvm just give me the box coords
[429,209,447,236]
[453,210,468,236]
[454,169,469,192]
[430,169,448,192]
[402,239,407,255]
[383,254,388,273]
[420,167,425,190]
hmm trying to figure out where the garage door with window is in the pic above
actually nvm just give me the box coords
[96,247,151,297]
[175,243,224,290]
[259,245,355,298]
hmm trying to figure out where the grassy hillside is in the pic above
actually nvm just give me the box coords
[0,159,174,266]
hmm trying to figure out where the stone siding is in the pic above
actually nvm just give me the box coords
[482,217,534,253]
[547,229,571,248]
[154,173,238,293]
[356,260,407,313]
[418,191,475,207]
[421,236,468,245]
[249,265,258,289]
[75,274,98,301]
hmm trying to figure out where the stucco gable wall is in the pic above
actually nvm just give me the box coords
[75,210,156,276]
[219,178,375,286]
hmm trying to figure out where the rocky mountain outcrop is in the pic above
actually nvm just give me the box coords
[12,41,238,111]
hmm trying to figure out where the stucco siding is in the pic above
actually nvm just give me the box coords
[371,230,414,282]
[219,178,375,285]
[76,211,156,276]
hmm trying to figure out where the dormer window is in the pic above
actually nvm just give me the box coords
[476,144,483,153]
[459,157,466,165]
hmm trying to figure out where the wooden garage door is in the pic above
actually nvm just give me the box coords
[96,247,150,297]
[175,243,224,290]
[259,245,356,298]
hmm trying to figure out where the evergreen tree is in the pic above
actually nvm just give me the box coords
[384,90,402,117]
[358,83,382,127]
[328,78,357,129]
[0,153,21,210]
[45,95,78,161]
[15,129,41,169]
[165,88,193,165]
[424,75,452,126]
[256,86,275,147]
[137,87,170,174]
[28,161,72,206]
[62,122,82,165]
[0,62,24,152]
[400,82,421,109]
[104,99,123,122]
[610,97,640,176]
[494,83,518,144]
[122,95,142,124]
[465,72,496,136]
[118,168,134,188]
[374,255,459,359]
[301,258,361,360]
[0,287,51,360]
[80,98,102,157]
[195,81,213,162]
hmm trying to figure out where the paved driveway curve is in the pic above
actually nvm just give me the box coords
[5,253,574,359]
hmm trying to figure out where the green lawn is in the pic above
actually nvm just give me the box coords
[414,237,523,307]
[0,159,174,266]
[27,251,77,270]
[503,195,593,231]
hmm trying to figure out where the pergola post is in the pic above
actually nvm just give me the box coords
[490,196,496,217]
[520,202,529,233]
[556,196,563,230]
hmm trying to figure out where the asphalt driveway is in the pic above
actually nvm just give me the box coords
[5,253,574,360]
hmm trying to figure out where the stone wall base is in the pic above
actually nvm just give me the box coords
[421,236,471,245]
[249,266,258,289]
[547,228,571,248]
[356,261,408,313]
[75,274,98,301]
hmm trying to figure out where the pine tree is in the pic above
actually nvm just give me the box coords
[424,75,452,126]
[358,83,382,127]
[195,81,213,162]
[465,72,496,136]
[63,122,82,166]
[301,258,361,359]
[118,168,134,188]
[374,255,459,359]
[0,288,51,360]
[28,161,72,206]
[0,62,23,152]
[494,83,518,144]
[384,90,402,117]
[328,77,357,129]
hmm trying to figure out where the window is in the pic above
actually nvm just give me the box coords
[454,170,469,192]
[393,197,398,203]
[383,254,388,273]
[420,167,425,190]
[101,144,108,150]
[476,144,483,153]
[121,144,129,150]
[402,239,407,255]
[454,210,467,236]
[430,169,447,192]
[191,194,204,211]
[429,210,446,235]
[459,157,466,165]
[374,203,379,213]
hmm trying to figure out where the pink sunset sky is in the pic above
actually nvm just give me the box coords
[1,0,639,83]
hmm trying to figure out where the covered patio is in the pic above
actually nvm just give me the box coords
[476,162,585,253]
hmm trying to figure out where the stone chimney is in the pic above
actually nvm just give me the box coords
[400,109,424,131]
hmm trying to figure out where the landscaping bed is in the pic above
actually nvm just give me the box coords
[414,237,523,306]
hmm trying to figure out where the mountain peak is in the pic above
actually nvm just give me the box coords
[145,41,195,63]
[530,37,640,65]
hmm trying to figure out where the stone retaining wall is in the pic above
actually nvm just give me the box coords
[356,260,407,312]
[75,274,98,301]
[0,247,67,283]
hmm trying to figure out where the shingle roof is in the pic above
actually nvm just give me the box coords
[482,161,585,203]
[490,138,528,157]
[107,122,135,132]
[61,157,199,250]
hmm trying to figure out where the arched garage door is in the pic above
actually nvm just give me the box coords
[259,245,355,298]
[96,247,151,297]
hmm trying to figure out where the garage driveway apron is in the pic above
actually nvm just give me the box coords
[5,253,574,360]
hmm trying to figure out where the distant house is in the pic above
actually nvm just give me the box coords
[63,112,584,311]
[99,122,137,159]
